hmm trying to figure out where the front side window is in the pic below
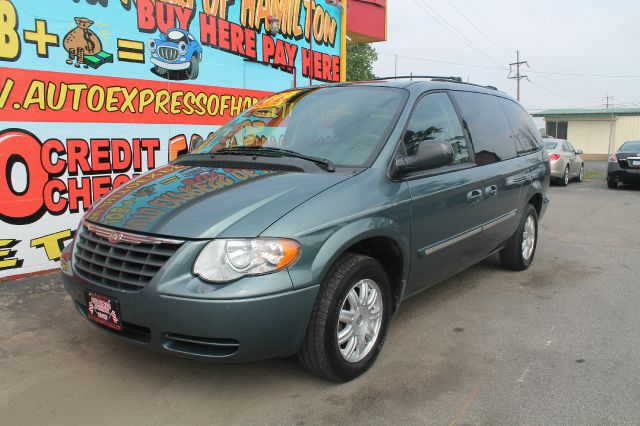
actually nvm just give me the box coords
[452,91,516,166]
[402,92,470,166]
[193,86,408,167]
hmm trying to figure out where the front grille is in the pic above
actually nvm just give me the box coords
[159,46,179,61]
[74,224,183,291]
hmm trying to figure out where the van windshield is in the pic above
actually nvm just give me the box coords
[193,86,407,167]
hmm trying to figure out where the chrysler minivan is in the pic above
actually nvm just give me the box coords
[61,78,550,381]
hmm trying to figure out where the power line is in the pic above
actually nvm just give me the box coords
[410,0,508,70]
[458,0,516,53]
[529,70,640,78]
[527,67,595,102]
[442,0,513,59]
[377,52,599,104]
[525,76,588,104]
[376,52,505,71]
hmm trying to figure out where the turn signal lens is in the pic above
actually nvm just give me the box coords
[608,154,618,162]
[549,154,560,161]
[193,238,301,283]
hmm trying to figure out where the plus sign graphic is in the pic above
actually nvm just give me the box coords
[23,19,59,58]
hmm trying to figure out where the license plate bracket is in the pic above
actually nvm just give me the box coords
[85,291,123,331]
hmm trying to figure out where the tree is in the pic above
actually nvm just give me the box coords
[346,43,378,81]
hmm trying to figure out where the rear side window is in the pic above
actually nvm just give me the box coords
[403,92,471,166]
[498,98,542,154]
[452,91,516,166]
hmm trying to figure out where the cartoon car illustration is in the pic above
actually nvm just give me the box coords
[149,28,203,80]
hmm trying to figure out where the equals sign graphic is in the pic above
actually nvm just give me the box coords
[117,38,145,64]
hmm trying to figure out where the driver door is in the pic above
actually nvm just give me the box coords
[402,92,486,296]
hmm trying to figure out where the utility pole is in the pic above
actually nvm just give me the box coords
[508,50,528,101]
[602,95,613,109]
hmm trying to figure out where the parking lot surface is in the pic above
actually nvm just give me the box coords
[1,170,639,425]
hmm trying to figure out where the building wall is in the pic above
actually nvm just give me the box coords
[0,0,345,279]
[614,116,640,151]
[544,115,640,159]
[565,119,612,156]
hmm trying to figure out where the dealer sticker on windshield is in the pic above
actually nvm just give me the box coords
[86,292,123,331]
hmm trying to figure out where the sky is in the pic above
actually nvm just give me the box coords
[372,0,640,120]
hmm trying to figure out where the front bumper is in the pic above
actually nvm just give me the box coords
[151,56,190,70]
[62,270,319,362]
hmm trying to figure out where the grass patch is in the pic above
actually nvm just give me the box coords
[585,170,603,179]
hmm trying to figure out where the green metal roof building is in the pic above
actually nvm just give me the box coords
[532,108,640,159]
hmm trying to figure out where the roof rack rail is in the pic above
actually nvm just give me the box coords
[370,75,499,92]
[370,75,463,82]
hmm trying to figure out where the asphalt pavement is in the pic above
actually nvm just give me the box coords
[1,165,639,425]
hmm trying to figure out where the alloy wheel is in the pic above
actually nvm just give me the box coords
[521,214,536,261]
[337,279,383,363]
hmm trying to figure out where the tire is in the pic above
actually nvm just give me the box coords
[298,253,391,382]
[560,165,570,186]
[154,65,167,76]
[500,204,539,271]
[186,56,199,80]
[574,164,584,182]
[607,175,618,189]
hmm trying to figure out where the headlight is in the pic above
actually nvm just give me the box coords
[193,238,301,283]
[148,39,156,52]
[179,41,187,54]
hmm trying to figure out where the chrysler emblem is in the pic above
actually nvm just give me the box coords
[108,232,124,244]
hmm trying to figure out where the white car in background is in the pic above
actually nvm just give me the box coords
[544,138,585,186]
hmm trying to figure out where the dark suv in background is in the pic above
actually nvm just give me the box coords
[61,77,550,381]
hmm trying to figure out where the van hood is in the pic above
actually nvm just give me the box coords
[86,164,351,239]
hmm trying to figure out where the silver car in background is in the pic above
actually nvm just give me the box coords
[544,138,585,186]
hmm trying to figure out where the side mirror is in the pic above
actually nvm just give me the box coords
[575,149,583,155]
[393,139,454,177]
[188,134,205,153]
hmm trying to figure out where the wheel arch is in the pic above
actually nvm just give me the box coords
[309,218,410,314]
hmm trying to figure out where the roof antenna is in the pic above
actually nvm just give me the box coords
[410,72,413,81]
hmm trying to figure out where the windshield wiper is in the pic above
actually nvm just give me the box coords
[215,147,335,172]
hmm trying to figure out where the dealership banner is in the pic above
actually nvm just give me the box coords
[0,0,345,278]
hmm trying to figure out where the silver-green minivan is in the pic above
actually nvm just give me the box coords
[61,78,550,381]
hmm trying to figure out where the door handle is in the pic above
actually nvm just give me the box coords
[485,185,498,198]
[466,189,482,203]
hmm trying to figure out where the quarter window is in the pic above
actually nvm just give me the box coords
[452,91,516,166]
[402,92,470,166]
[499,98,542,154]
